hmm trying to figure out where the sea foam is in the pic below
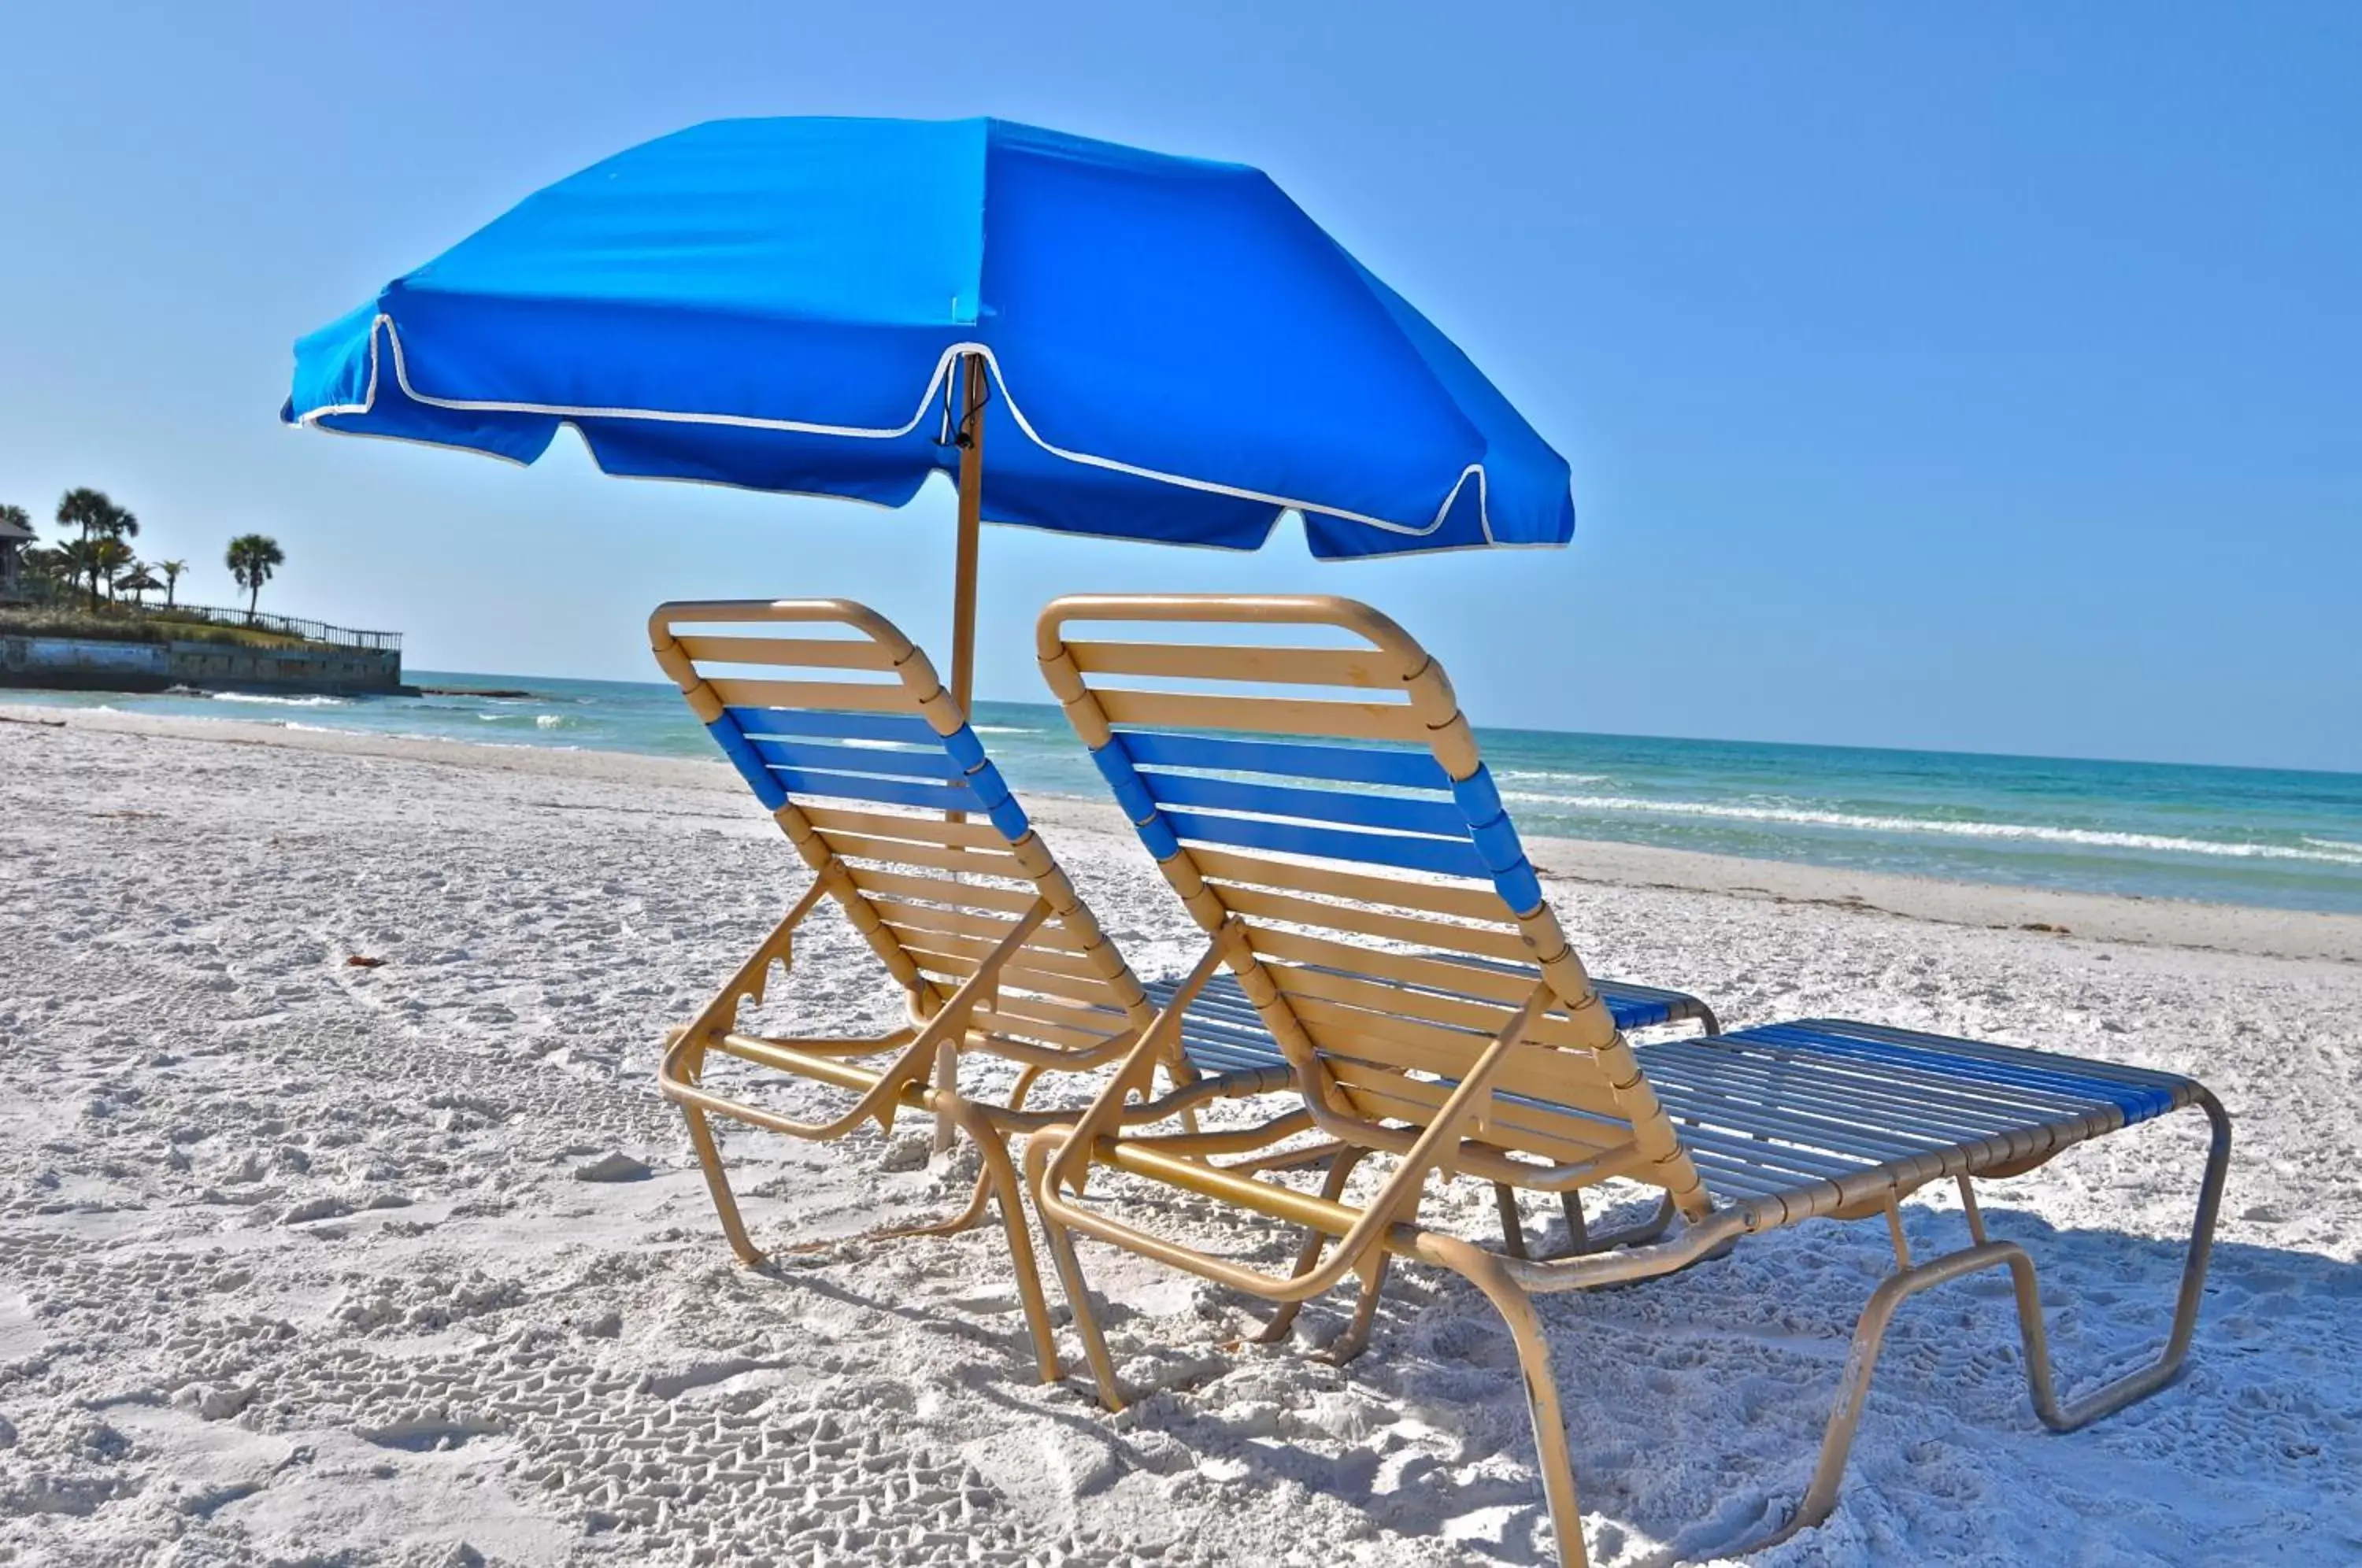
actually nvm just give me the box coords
[1496,790,2362,866]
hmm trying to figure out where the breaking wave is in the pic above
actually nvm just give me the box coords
[1497,790,2362,866]
[209,692,350,708]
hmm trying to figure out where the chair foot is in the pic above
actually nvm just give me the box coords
[870,1167,995,1241]
[1316,1255,1390,1366]
[1251,1292,1311,1344]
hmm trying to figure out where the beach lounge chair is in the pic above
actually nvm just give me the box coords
[650,596,1723,1362]
[1024,593,2231,1565]
[649,597,1320,1381]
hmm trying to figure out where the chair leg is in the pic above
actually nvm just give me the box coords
[1558,1190,1589,1254]
[1593,1191,1679,1251]
[929,1037,961,1156]
[878,1064,1048,1242]
[1424,1236,1590,1568]
[933,1096,1064,1385]
[1494,1183,1532,1259]
[1530,1190,1676,1262]
[679,1102,765,1267]
[2016,1089,2232,1430]
[1043,1218,1123,1408]
[1253,1146,1375,1345]
[1732,1092,2232,1556]
[1025,1137,1124,1409]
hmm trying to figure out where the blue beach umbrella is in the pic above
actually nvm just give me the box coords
[283,116,1574,703]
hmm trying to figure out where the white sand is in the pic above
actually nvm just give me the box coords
[4,705,2358,1566]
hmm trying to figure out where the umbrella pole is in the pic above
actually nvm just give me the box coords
[935,353,989,1152]
[950,351,987,716]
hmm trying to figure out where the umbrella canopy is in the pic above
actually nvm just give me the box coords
[284,117,1575,701]
[287,116,1572,553]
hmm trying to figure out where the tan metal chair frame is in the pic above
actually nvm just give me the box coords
[1023,592,2231,1566]
[650,597,1312,1385]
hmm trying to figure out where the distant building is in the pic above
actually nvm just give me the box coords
[0,511,32,601]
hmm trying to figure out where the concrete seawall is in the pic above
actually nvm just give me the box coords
[0,635,405,694]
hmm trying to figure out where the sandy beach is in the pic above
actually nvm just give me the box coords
[4,704,2358,1566]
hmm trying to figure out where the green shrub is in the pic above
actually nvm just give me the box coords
[0,605,321,650]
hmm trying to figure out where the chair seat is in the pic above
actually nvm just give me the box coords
[1636,1020,2200,1206]
[1145,975,2198,1210]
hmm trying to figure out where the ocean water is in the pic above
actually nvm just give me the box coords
[16,671,2360,915]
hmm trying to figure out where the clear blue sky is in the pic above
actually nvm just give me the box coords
[4,4,2356,771]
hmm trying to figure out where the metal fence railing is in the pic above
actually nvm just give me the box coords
[155,604,403,653]
[0,583,402,653]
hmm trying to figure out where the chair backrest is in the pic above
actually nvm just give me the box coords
[1038,594,1706,1212]
[653,598,1154,1066]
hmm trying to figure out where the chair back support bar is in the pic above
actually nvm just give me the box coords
[1038,594,1707,1214]
[654,598,1153,1063]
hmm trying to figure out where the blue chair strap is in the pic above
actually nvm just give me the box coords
[726,706,939,745]
[1135,769,1470,839]
[1118,729,1449,790]
[747,738,965,783]
[770,768,974,814]
[1161,809,1490,879]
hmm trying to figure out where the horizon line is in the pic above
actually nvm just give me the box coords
[400,665,2362,783]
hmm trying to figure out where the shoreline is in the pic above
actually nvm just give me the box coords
[9,700,2357,966]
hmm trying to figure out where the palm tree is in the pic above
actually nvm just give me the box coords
[54,490,137,607]
[91,538,134,603]
[20,544,72,594]
[0,504,28,535]
[59,538,103,607]
[56,487,113,545]
[158,558,188,608]
[57,490,112,607]
[225,534,284,620]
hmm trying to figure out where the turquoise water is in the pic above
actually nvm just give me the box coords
[16,671,2361,915]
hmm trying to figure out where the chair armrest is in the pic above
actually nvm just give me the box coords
[668,896,1051,1142]
[1033,982,1558,1305]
